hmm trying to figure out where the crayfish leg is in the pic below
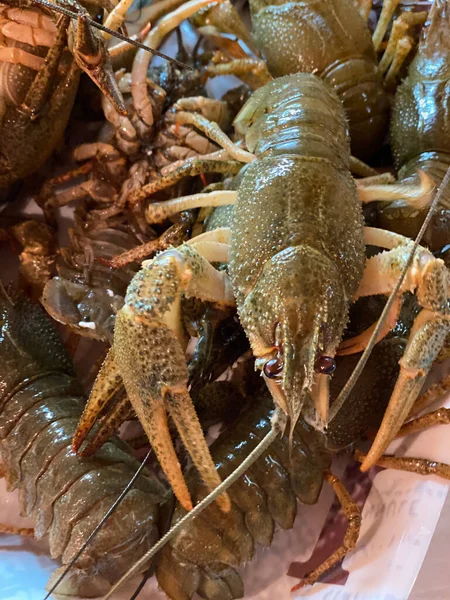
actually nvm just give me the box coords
[361,309,449,471]
[291,471,361,591]
[397,405,450,438]
[72,10,127,115]
[338,294,403,355]
[357,170,434,207]
[409,373,450,417]
[0,523,34,537]
[145,191,237,223]
[355,450,450,480]
[110,245,235,511]
[21,13,70,115]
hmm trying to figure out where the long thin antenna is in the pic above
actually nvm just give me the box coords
[32,0,194,71]
[101,409,285,600]
[42,448,153,600]
[329,165,450,423]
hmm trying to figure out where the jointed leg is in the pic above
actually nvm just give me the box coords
[145,191,237,223]
[173,112,255,163]
[357,170,434,207]
[71,7,126,114]
[378,11,427,82]
[338,294,402,355]
[106,216,196,268]
[103,0,135,39]
[349,155,378,177]
[91,244,234,511]
[384,36,414,87]
[397,407,450,438]
[355,450,450,480]
[357,173,396,186]
[372,0,400,51]
[173,97,233,130]
[205,58,272,90]
[360,309,450,471]
[130,160,242,205]
[409,374,450,417]
[291,471,361,591]
[339,226,422,353]
[345,228,450,471]
[22,15,69,116]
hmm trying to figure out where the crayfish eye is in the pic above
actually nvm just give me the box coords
[263,357,283,379]
[314,355,336,375]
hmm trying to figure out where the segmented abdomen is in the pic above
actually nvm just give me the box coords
[156,396,330,600]
[380,0,450,252]
[0,372,165,597]
[249,0,389,159]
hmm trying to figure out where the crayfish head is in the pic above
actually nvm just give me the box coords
[238,246,348,434]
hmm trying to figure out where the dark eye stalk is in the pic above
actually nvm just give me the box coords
[263,357,283,379]
[314,355,336,375]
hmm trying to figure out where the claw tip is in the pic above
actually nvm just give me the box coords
[217,492,231,513]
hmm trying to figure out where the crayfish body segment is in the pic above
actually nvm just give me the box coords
[248,0,390,159]
[0,0,128,187]
[229,74,365,429]
[381,0,450,251]
[0,287,166,597]
[156,336,406,600]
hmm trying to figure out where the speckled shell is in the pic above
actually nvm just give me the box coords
[382,0,450,251]
[249,0,389,159]
[230,73,365,360]
[0,6,79,188]
[156,393,330,600]
[156,335,404,600]
[230,156,364,305]
[0,291,166,597]
[390,0,450,169]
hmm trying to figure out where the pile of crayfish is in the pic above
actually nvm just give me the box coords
[1,0,450,598]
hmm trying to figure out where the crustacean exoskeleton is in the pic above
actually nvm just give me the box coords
[72,72,441,516]
[38,0,240,342]
[0,0,192,188]
[101,296,450,599]
[246,0,391,159]
[0,284,167,597]
[0,0,126,187]
[153,336,404,599]
[377,0,450,252]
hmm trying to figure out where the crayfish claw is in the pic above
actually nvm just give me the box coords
[72,349,123,453]
[72,12,127,115]
[167,390,231,513]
